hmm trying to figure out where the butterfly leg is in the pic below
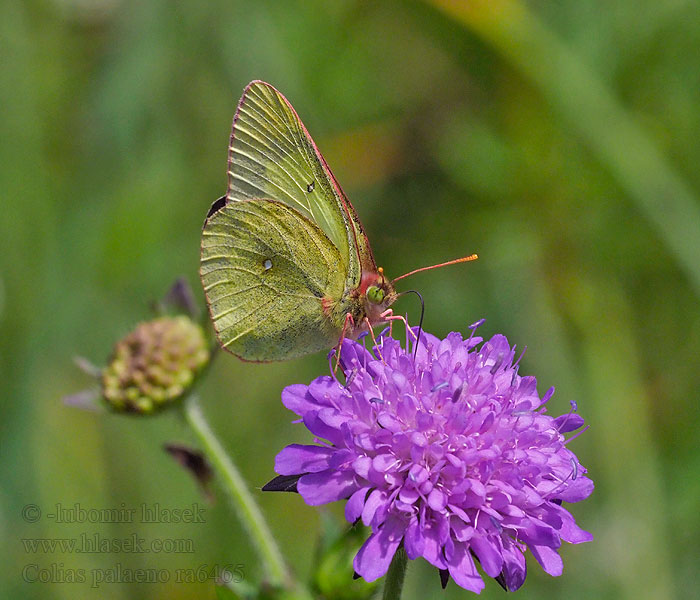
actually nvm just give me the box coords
[379,309,419,342]
[333,312,355,374]
[362,316,385,363]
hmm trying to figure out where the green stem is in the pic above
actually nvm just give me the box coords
[382,547,408,600]
[184,395,289,586]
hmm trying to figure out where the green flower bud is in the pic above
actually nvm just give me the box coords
[101,316,209,414]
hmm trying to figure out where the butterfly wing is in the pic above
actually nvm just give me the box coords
[200,198,346,361]
[226,81,377,292]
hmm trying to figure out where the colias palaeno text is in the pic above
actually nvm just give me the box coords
[200,81,475,361]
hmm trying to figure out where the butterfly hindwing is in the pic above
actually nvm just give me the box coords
[200,198,345,361]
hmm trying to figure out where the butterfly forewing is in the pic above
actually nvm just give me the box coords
[226,81,373,290]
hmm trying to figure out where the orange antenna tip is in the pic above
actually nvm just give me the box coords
[392,254,478,284]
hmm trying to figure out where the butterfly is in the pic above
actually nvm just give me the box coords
[200,81,476,361]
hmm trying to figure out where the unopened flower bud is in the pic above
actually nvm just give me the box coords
[101,316,209,414]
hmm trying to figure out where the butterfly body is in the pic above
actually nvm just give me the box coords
[201,80,397,362]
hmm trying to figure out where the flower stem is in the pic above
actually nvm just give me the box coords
[184,395,289,586]
[382,546,408,600]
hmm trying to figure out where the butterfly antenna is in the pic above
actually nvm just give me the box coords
[392,254,478,284]
[398,290,425,358]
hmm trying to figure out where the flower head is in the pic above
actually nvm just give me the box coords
[101,315,210,414]
[64,279,211,415]
[271,324,593,592]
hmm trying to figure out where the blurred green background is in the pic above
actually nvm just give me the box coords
[2,0,699,598]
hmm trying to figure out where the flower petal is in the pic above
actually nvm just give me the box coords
[297,470,356,505]
[520,520,561,548]
[308,376,343,407]
[280,384,314,415]
[554,412,585,433]
[501,542,527,591]
[427,489,447,511]
[554,475,594,503]
[446,540,485,593]
[274,444,334,475]
[419,513,449,569]
[551,504,593,543]
[470,535,503,578]
[530,544,563,576]
[345,486,370,522]
[361,489,388,527]
[404,515,424,559]
[353,514,407,582]
[303,412,345,447]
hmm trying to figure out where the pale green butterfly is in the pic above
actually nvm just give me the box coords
[200,81,476,361]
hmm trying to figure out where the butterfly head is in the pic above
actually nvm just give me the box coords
[366,284,387,305]
[362,267,397,323]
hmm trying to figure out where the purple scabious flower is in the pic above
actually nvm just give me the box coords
[272,324,593,593]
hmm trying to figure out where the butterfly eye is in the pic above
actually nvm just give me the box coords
[366,285,385,304]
